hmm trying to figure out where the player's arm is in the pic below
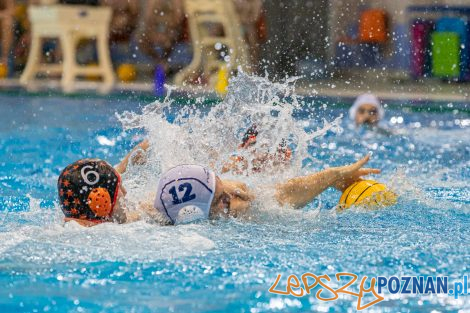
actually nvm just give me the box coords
[275,154,380,209]
[115,139,150,174]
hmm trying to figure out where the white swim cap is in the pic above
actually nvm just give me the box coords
[154,165,216,224]
[349,93,384,121]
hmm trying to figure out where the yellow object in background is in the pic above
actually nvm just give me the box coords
[339,180,397,210]
[85,63,101,81]
[0,64,8,79]
[117,63,137,82]
[215,66,229,95]
[14,4,28,26]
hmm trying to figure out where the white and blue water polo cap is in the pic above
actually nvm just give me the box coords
[154,165,216,224]
[349,93,384,120]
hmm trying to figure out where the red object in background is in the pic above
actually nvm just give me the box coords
[359,9,388,43]
[181,16,190,42]
[411,20,434,77]
[256,11,267,42]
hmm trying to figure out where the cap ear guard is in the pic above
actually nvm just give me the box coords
[87,187,113,218]
[174,205,206,224]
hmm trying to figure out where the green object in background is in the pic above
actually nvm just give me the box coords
[432,32,460,78]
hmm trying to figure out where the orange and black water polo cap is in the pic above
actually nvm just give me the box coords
[58,159,121,223]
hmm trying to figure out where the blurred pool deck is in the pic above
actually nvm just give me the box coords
[1,70,470,105]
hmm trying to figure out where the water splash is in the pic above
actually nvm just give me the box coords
[0,220,215,264]
[117,73,343,211]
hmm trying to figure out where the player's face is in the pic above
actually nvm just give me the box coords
[355,103,380,126]
[209,177,232,218]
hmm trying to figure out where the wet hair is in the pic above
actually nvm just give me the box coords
[241,124,258,145]
[58,159,121,223]
[241,125,290,153]
[277,138,289,153]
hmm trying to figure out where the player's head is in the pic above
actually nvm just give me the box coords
[58,159,121,226]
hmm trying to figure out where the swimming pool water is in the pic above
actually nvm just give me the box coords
[0,92,469,312]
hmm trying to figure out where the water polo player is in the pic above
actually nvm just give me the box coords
[58,140,150,226]
[155,154,379,224]
[222,124,292,174]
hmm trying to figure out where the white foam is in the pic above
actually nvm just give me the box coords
[0,221,214,264]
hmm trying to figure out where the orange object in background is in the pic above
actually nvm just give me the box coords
[359,9,388,43]
[117,63,137,82]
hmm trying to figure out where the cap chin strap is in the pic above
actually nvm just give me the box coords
[108,171,122,219]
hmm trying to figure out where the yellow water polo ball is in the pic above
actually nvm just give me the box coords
[117,63,137,82]
[338,180,397,210]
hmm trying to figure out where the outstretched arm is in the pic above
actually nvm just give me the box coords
[275,154,380,209]
[115,140,150,174]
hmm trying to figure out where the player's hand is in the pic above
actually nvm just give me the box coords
[222,180,254,201]
[333,154,381,191]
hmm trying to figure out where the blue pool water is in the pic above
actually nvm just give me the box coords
[0,88,469,312]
